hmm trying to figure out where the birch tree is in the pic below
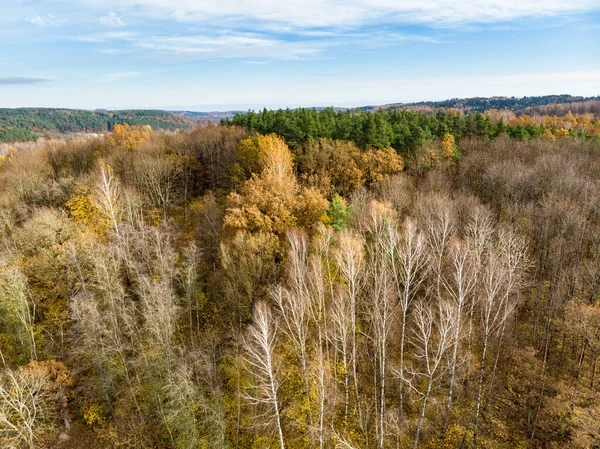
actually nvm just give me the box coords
[0,363,60,449]
[471,228,527,447]
[93,161,122,239]
[334,231,366,430]
[440,241,477,435]
[0,265,37,362]
[366,215,397,449]
[403,300,454,449]
[244,301,285,449]
[417,194,456,296]
[387,219,428,414]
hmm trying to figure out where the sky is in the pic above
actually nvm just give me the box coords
[1,0,599,111]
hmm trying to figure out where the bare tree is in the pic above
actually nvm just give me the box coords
[244,301,285,449]
[334,231,366,430]
[329,291,352,432]
[307,250,330,449]
[93,161,122,239]
[463,206,495,352]
[178,242,202,340]
[0,365,56,448]
[163,359,201,449]
[402,300,454,449]
[368,232,395,449]
[134,150,184,221]
[0,265,37,361]
[471,228,528,447]
[440,241,477,435]
[387,219,428,414]
[272,284,313,444]
[417,193,456,296]
[70,244,140,414]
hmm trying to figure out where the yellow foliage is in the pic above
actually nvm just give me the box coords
[65,185,108,235]
[259,133,295,181]
[441,133,458,159]
[295,187,330,230]
[542,128,556,142]
[108,123,151,151]
[224,135,329,236]
[66,185,95,224]
[360,146,404,186]
[0,146,16,170]
[233,134,264,182]
[83,403,106,427]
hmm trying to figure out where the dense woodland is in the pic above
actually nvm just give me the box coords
[0,112,599,449]
[0,109,196,143]
[3,95,599,145]
[227,107,600,151]
[375,95,600,115]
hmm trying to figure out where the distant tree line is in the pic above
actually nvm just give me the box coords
[226,107,597,153]
[386,94,600,113]
[0,108,195,143]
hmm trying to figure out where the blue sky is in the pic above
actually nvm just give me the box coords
[1,0,599,110]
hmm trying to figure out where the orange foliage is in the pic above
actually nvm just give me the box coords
[107,123,151,151]
[224,135,329,236]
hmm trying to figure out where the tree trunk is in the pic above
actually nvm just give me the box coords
[414,377,433,449]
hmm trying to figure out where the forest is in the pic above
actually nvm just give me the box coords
[0,111,599,449]
[0,109,196,143]
[3,95,599,145]
[375,95,600,114]
[226,107,600,151]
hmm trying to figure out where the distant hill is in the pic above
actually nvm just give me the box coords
[0,108,199,143]
[173,110,243,120]
[367,94,600,115]
[2,95,599,143]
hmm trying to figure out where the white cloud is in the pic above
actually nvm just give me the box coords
[98,12,125,27]
[28,14,65,27]
[75,31,137,42]
[243,60,272,65]
[138,33,321,59]
[104,71,140,80]
[81,0,599,28]
[74,28,438,61]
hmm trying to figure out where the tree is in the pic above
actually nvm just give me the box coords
[224,134,328,237]
[0,265,37,362]
[387,219,429,415]
[132,148,184,221]
[0,361,70,449]
[402,300,454,449]
[92,161,122,239]
[366,214,396,449]
[244,301,285,449]
[334,231,366,433]
[325,194,352,231]
[108,123,151,152]
[440,241,477,436]
[470,229,528,447]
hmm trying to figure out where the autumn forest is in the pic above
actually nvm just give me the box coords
[0,105,600,449]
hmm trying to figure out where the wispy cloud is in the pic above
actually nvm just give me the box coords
[79,0,599,28]
[103,71,140,80]
[0,77,51,85]
[72,27,439,61]
[75,31,137,43]
[27,14,66,27]
[97,12,125,27]
[243,60,272,65]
